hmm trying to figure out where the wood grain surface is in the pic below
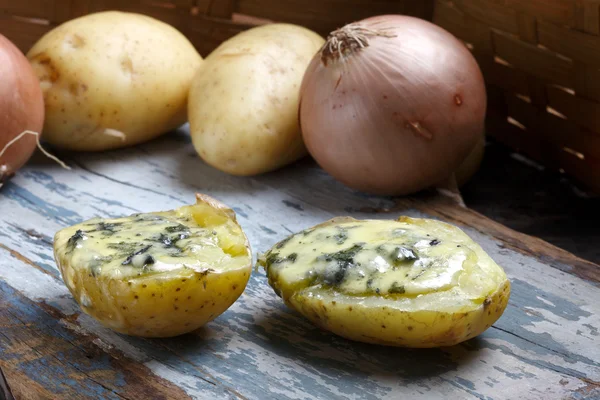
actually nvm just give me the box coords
[0,128,599,399]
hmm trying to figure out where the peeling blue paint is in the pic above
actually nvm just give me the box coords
[232,207,248,219]
[23,170,139,215]
[31,253,60,278]
[282,200,303,211]
[493,366,527,380]
[7,224,53,247]
[583,324,599,337]
[479,329,595,382]
[84,194,139,212]
[32,252,53,262]
[24,171,73,194]
[492,279,598,371]
[455,377,477,390]
[570,388,600,400]
[260,225,277,235]
[441,376,487,399]
[510,279,591,322]
[0,182,82,224]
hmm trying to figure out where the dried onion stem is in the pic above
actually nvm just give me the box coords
[321,24,396,64]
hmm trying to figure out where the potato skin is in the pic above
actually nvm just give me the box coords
[28,11,202,151]
[63,263,251,338]
[188,24,324,176]
[54,194,251,338]
[288,280,510,348]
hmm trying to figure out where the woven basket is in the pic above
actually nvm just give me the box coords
[434,0,600,193]
[0,0,433,56]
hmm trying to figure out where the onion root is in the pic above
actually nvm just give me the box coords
[0,130,71,188]
[436,174,466,208]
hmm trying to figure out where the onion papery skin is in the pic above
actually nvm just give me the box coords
[300,15,486,195]
[0,35,44,184]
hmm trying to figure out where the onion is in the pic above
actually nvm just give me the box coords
[299,15,486,195]
[0,35,68,187]
[0,35,44,185]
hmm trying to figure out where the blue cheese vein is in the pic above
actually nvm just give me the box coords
[264,219,499,297]
[55,210,243,279]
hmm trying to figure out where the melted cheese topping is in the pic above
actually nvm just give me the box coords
[263,217,505,297]
[54,206,249,279]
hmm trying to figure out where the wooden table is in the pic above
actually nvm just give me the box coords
[1,129,599,400]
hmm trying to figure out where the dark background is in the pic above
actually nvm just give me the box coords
[463,139,599,264]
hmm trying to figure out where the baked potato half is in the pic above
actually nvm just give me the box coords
[54,194,251,337]
[259,216,510,347]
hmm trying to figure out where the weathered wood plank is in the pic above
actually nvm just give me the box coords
[0,281,194,400]
[0,366,15,400]
[0,128,599,399]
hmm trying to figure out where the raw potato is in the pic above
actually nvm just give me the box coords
[189,24,324,176]
[259,217,510,347]
[54,194,251,337]
[28,11,202,151]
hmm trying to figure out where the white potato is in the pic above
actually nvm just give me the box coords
[189,24,324,176]
[28,11,202,151]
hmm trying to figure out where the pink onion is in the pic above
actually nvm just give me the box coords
[299,15,486,195]
[0,34,44,186]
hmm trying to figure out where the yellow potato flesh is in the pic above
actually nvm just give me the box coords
[262,217,510,347]
[54,194,251,337]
